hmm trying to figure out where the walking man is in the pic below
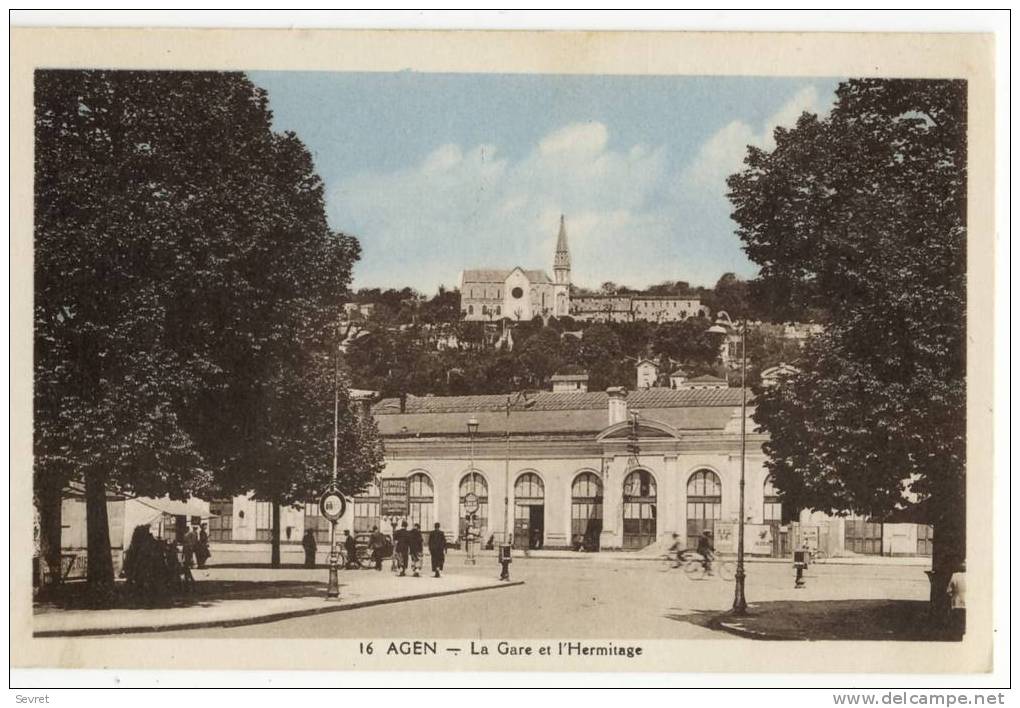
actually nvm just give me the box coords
[428,522,446,578]
[369,526,386,571]
[408,522,424,577]
[301,529,317,568]
[197,522,211,569]
[394,520,410,577]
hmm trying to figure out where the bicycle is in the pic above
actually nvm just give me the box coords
[682,553,735,581]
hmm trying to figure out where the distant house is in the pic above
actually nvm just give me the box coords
[679,374,728,390]
[635,359,659,389]
[668,368,688,390]
[551,371,589,393]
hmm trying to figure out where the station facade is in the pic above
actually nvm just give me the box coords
[361,387,779,553]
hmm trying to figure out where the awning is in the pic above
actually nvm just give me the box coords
[132,496,215,518]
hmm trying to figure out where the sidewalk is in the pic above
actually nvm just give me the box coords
[33,567,522,637]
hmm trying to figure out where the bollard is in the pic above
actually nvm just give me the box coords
[499,543,512,581]
[793,548,808,589]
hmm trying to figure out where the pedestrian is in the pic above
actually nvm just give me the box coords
[428,522,446,578]
[947,560,966,637]
[369,526,387,571]
[182,525,198,569]
[343,529,359,569]
[197,522,211,569]
[408,522,424,577]
[301,529,317,568]
[394,520,410,576]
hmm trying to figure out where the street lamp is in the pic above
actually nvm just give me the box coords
[708,310,749,616]
[466,418,480,564]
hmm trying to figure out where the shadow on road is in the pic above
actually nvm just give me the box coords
[34,579,325,612]
[664,600,964,641]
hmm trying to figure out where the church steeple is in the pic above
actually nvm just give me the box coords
[554,214,570,284]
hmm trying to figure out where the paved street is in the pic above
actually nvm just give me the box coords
[139,556,931,639]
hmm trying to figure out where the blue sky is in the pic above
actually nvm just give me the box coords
[250,72,841,295]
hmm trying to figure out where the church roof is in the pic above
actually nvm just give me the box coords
[461,268,553,285]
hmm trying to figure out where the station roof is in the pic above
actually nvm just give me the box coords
[373,387,747,437]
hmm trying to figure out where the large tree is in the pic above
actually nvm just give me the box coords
[728,79,966,609]
[34,70,380,584]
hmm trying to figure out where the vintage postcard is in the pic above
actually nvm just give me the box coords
[10,26,997,677]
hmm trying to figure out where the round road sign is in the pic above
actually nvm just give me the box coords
[463,492,480,514]
[319,489,347,521]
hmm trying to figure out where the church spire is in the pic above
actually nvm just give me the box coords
[554,214,571,277]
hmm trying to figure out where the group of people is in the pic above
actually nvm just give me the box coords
[182,523,211,569]
[122,524,202,601]
[389,520,448,578]
[668,529,716,572]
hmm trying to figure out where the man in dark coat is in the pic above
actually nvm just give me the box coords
[408,523,425,577]
[301,529,317,568]
[428,523,446,578]
[369,526,387,571]
[393,520,409,577]
[343,529,359,569]
[197,522,211,569]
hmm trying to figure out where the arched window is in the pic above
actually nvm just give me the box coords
[353,481,381,535]
[459,472,488,540]
[408,472,435,530]
[686,470,722,548]
[763,475,782,523]
[571,472,603,551]
[623,469,657,549]
[514,472,544,499]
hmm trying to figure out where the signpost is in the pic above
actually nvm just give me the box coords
[319,486,347,600]
[380,478,410,518]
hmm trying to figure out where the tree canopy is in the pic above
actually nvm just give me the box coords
[34,70,382,584]
[729,79,967,574]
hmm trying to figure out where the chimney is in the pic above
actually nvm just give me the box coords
[607,387,629,426]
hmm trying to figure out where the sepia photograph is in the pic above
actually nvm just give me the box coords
[8,16,1003,689]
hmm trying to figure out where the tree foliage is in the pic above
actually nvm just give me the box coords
[34,70,382,583]
[728,79,967,575]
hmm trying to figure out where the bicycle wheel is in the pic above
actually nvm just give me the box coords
[717,561,735,581]
[683,560,704,578]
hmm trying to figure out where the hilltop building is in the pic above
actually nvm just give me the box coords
[459,215,706,323]
[460,216,571,321]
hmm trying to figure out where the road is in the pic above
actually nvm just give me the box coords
[141,556,930,639]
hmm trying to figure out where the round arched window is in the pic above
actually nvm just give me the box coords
[511,286,524,299]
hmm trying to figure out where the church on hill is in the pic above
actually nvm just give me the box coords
[459,215,572,321]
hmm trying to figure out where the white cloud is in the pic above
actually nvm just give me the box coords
[333,121,675,292]
[681,86,830,191]
[332,86,828,294]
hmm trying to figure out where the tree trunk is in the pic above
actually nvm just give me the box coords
[84,468,115,599]
[270,499,281,568]
[928,475,966,625]
[35,477,64,590]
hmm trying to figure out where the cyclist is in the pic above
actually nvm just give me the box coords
[667,533,685,568]
[697,530,715,575]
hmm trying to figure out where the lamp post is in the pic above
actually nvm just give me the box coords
[708,311,748,615]
[466,417,479,564]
